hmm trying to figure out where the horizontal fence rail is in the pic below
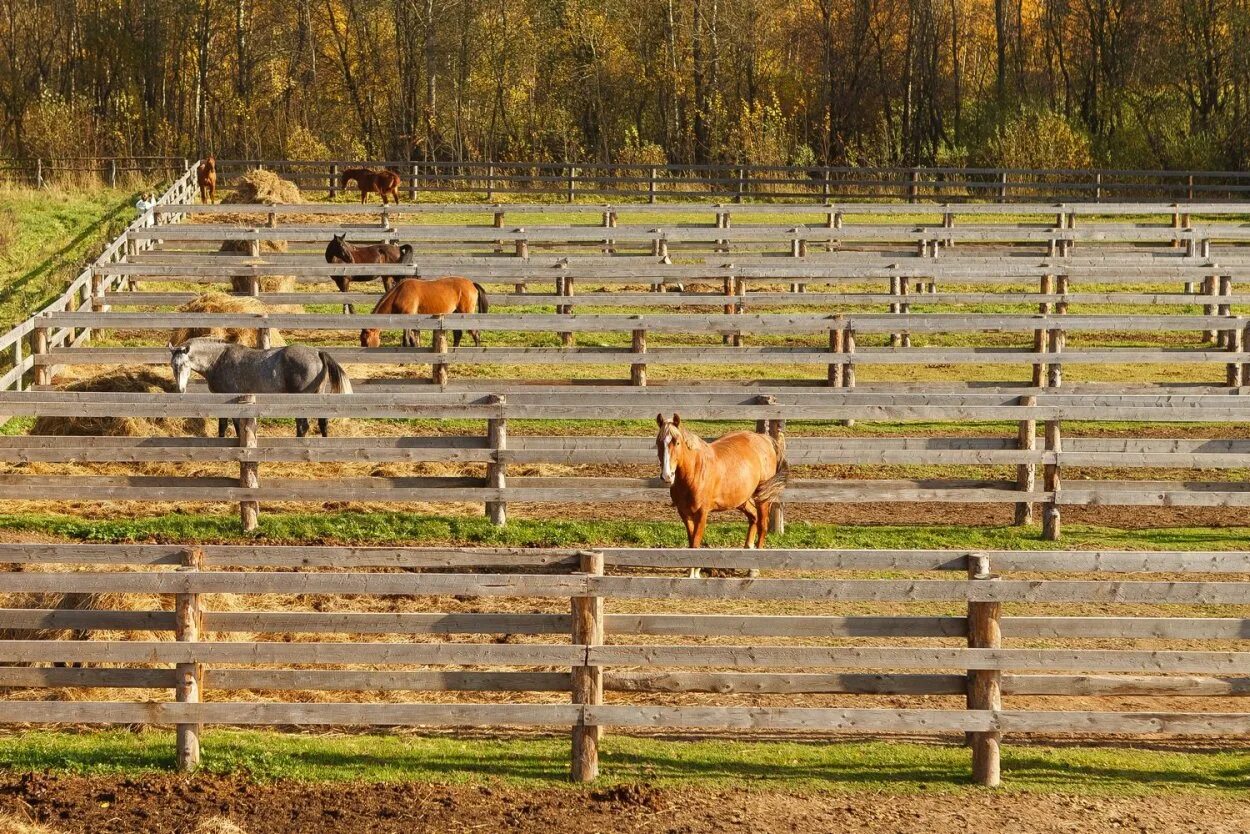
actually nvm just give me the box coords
[5,544,1250,785]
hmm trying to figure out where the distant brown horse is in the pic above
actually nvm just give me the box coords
[340,167,402,204]
[360,277,489,348]
[197,156,217,203]
[324,233,413,314]
[656,413,788,576]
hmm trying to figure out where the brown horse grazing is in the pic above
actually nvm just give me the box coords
[360,277,490,348]
[197,156,217,203]
[324,233,413,314]
[656,413,788,577]
[340,167,402,204]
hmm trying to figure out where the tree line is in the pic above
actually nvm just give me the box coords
[1,0,1248,170]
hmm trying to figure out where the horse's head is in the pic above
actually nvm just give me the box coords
[655,413,686,485]
[360,328,381,348]
[168,342,193,393]
[325,233,350,263]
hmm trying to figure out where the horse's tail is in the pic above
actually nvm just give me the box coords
[473,283,490,313]
[318,352,354,395]
[754,434,788,505]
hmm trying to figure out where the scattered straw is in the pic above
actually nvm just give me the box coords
[191,818,252,834]
[0,813,68,834]
[29,367,210,437]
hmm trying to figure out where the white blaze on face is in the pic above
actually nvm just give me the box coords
[659,431,675,484]
[172,352,191,393]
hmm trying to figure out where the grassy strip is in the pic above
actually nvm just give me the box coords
[0,729,1246,795]
[2,509,1249,549]
[0,187,139,330]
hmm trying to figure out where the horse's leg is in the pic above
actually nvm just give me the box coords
[318,418,329,437]
[682,513,702,579]
[756,500,772,552]
[295,418,309,438]
[742,502,763,578]
[471,330,481,347]
[453,329,463,348]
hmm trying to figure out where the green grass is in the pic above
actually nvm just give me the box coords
[2,729,1247,795]
[0,186,142,329]
[2,509,1250,550]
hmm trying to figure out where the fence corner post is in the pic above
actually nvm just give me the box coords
[571,549,605,782]
[966,553,1002,788]
[486,395,507,526]
[175,545,205,772]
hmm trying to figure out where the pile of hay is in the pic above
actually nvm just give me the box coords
[171,293,287,348]
[229,274,299,295]
[29,367,211,437]
[220,168,302,254]
[224,168,303,205]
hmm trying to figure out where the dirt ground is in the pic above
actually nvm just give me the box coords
[3,772,1250,834]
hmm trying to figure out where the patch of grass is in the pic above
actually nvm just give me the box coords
[0,186,142,330]
[1,729,1247,795]
[2,509,1250,550]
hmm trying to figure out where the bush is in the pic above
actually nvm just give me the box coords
[982,110,1093,170]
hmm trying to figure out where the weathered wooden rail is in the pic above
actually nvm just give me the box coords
[4,543,1250,786]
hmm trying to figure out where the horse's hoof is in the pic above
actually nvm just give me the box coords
[687,568,702,579]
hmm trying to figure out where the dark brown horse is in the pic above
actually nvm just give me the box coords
[197,155,217,203]
[656,413,788,577]
[360,277,489,348]
[324,233,413,313]
[340,167,402,204]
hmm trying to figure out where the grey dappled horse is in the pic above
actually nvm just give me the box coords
[169,338,353,438]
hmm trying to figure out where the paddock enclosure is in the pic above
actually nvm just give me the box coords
[5,161,1250,786]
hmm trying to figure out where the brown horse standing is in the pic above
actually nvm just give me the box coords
[340,167,402,204]
[197,156,217,203]
[656,413,788,576]
[360,277,489,348]
[324,233,413,314]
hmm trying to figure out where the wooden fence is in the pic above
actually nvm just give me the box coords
[0,156,190,188]
[4,543,1250,785]
[7,389,1250,538]
[211,160,1250,203]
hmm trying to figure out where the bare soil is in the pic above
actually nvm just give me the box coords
[3,772,1250,834]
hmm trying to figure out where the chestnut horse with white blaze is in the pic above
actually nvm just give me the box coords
[656,413,788,577]
[360,277,489,348]
[340,167,402,204]
[197,155,217,203]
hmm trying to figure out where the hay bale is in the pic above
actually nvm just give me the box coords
[170,293,286,349]
[0,814,69,834]
[219,238,288,254]
[223,168,303,205]
[229,274,298,295]
[29,367,211,437]
[219,168,302,254]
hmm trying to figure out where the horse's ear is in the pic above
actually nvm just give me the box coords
[656,413,665,427]
[672,413,682,427]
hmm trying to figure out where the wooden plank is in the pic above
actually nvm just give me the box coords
[0,667,177,689]
[606,672,966,695]
[208,670,571,692]
[0,609,175,631]
[203,611,570,635]
[605,615,966,637]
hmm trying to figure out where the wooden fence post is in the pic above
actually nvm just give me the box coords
[631,327,647,386]
[32,326,49,388]
[1032,317,1048,389]
[175,545,205,772]
[967,553,1002,788]
[842,325,856,427]
[109,159,117,189]
[432,324,449,386]
[1203,275,1218,344]
[889,276,902,347]
[1218,276,1233,348]
[1046,327,1064,388]
[736,167,746,203]
[1242,321,1250,387]
[486,395,507,526]
[486,163,494,201]
[1228,318,1243,388]
[648,166,657,204]
[828,318,844,388]
[560,276,575,346]
[571,550,605,782]
[567,165,576,203]
[35,158,43,189]
[238,395,259,532]
[1014,395,1036,525]
[1043,417,1062,541]
[329,163,340,199]
[410,163,419,200]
